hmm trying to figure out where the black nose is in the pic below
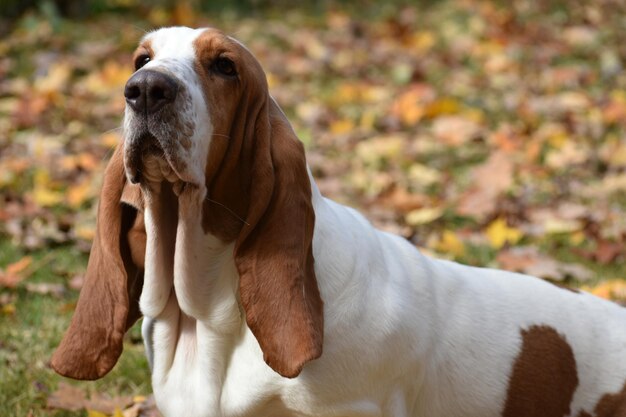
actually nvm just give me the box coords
[124,69,179,114]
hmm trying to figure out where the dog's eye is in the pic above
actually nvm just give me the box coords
[135,55,151,70]
[214,57,237,77]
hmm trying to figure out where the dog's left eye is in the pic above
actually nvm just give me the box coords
[135,54,150,70]
[214,57,237,77]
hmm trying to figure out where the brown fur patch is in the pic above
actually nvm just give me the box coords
[503,325,578,417]
[578,380,626,417]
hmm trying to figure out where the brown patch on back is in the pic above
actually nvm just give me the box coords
[503,325,578,417]
[578,380,626,417]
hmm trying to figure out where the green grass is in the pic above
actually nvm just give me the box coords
[0,239,150,417]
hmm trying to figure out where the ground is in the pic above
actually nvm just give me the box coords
[1,1,626,415]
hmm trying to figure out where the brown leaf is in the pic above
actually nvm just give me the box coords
[85,393,134,414]
[376,186,427,212]
[497,246,592,282]
[431,115,482,146]
[595,240,624,264]
[47,383,87,412]
[576,239,625,264]
[0,256,33,288]
[457,151,514,219]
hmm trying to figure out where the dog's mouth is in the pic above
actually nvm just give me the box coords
[125,132,180,185]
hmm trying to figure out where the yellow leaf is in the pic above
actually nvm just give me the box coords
[32,169,64,207]
[408,163,441,187]
[547,132,568,149]
[132,395,146,403]
[356,135,405,167]
[75,225,96,241]
[67,181,93,208]
[434,230,465,257]
[584,279,626,301]
[569,231,586,246]
[112,408,124,417]
[87,410,108,417]
[102,132,122,148]
[332,83,360,105]
[390,87,427,125]
[35,62,71,94]
[486,218,523,249]
[329,119,355,135]
[33,187,64,207]
[405,207,443,226]
[409,31,436,51]
[544,218,582,234]
[424,98,460,118]
[2,304,16,315]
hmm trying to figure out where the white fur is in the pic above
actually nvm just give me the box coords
[124,27,211,186]
[135,28,626,417]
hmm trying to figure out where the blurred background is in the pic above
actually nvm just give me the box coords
[1,0,626,415]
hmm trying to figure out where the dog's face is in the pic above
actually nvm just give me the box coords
[123,26,268,188]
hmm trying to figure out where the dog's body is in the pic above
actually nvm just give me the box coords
[52,27,626,417]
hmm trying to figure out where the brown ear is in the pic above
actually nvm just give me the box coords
[51,145,145,380]
[234,99,323,378]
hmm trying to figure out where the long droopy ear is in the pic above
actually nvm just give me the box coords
[234,99,324,378]
[51,145,145,380]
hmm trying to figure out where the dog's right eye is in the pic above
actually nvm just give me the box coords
[135,55,151,70]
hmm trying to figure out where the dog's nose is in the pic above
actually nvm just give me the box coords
[124,70,179,114]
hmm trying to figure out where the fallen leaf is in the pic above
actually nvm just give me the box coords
[584,279,626,302]
[86,393,134,415]
[2,304,16,315]
[433,230,466,257]
[457,151,514,219]
[405,206,444,226]
[47,383,87,412]
[486,218,523,249]
[431,115,482,145]
[0,256,33,288]
[497,247,593,282]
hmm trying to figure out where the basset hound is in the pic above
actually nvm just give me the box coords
[52,27,626,417]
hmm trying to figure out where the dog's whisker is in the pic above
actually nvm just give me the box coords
[100,147,115,165]
[205,196,250,226]
[102,126,123,135]
[212,133,231,139]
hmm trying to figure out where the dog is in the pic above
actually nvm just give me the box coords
[52,26,626,417]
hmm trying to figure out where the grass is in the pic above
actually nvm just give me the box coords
[0,239,150,417]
